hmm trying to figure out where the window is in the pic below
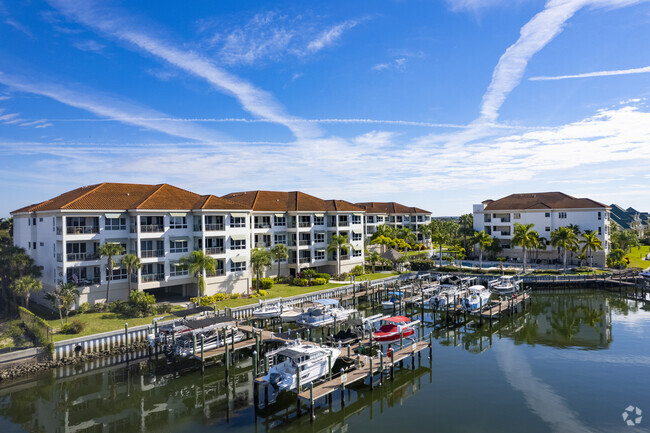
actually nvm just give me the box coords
[39,218,43,222]
[230,261,246,272]
[111,267,128,280]
[105,218,126,230]
[231,238,246,250]
[314,232,325,243]
[230,216,246,228]
[514,213,521,219]
[33,242,37,249]
[315,250,325,260]
[32,218,36,225]
[598,227,602,235]
[314,216,324,226]
[598,212,602,220]
[376,216,384,223]
[545,212,551,218]
[352,215,361,224]
[169,239,188,253]
[558,212,567,219]
[169,216,187,229]
[352,249,362,257]
[352,232,362,241]
[274,215,286,226]
[255,216,271,229]
[545,226,550,232]
[367,216,374,223]
[403,216,410,222]
[170,262,189,277]
[39,242,44,247]
[255,234,271,247]
[396,216,403,223]
[299,216,311,227]
[274,233,287,245]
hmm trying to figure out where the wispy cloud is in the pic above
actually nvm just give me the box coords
[73,39,105,52]
[4,18,33,38]
[446,0,522,13]
[372,58,407,72]
[0,72,226,142]
[306,19,360,53]
[530,65,650,81]
[48,0,321,140]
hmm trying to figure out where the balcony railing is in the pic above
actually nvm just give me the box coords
[205,247,224,255]
[141,249,164,258]
[69,277,101,286]
[56,253,63,262]
[338,222,350,227]
[314,238,325,244]
[499,231,511,236]
[299,257,311,263]
[169,248,189,254]
[140,225,164,233]
[66,226,99,235]
[299,240,311,246]
[299,222,311,228]
[141,273,165,283]
[205,224,224,231]
[66,252,100,261]
[500,218,511,223]
[170,270,189,277]
[340,255,350,260]
[194,225,202,232]
[56,226,62,235]
[206,269,225,277]
[254,223,272,229]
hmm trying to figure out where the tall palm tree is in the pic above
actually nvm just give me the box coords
[473,231,493,269]
[366,250,381,273]
[533,234,548,263]
[270,243,288,282]
[179,250,216,304]
[418,223,434,257]
[11,275,42,307]
[511,223,538,273]
[581,230,603,268]
[44,290,64,326]
[371,224,396,241]
[458,214,474,252]
[250,248,272,294]
[370,235,394,253]
[121,253,141,292]
[550,227,579,273]
[327,234,352,277]
[430,221,448,267]
[398,228,417,255]
[98,242,125,303]
[59,282,79,323]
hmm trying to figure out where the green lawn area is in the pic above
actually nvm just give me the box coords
[625,245,650,269]
[218,282,346,309]
[0,318,33,350]
[356,272,401,281]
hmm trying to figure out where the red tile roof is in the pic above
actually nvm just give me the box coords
[222,191,365,212]
[482,192,608,211]
[355,202,431,214]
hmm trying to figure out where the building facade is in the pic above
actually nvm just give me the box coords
[609,204,647,237]
[354,202,432,244]
[472,192,610,266]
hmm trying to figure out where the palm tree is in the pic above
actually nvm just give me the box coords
[398,228,417,255]
[327,234,352,277]
[11,275,42,307]
[550,227,579,273]
[98,242,125,303]
[371,224,396,241]
[370,235,394,253]
[270,244,289,282]
[250,248,272,294]
[533,234,547,263]
[59,282,79,323]
[473,231,493,269]
[458,214,474,252]
[44,290,64,326]
[121,253,141,292]
[418,223,434,257]
[511,223,538,273]
[581,230,603,268]
[366,250,381,273]
[179,250,216,304]
[430,221,448,267]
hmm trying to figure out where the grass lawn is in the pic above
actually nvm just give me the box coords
[218,282,346,309]
[0,318,34,350]
[625,245,650,269]
[357,272,401,281]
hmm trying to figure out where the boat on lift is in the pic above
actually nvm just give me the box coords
[147,306,215,346]
[372,316,418,343]
[260,340,341,391]
[488,275,523,295]
[164,315,245,357]
[253,300,283,319]
[296,299,356,327]
[382,290,404,310]
[461,285,492,311]
[640,271,650,281]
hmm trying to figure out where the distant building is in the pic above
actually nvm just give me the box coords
[610,204,647,236]
[473,192,610,266]
[354,202,432,245]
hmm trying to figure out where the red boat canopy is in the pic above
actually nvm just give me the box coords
[384,316,410,323]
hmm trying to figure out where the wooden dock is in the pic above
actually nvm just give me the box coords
[478,292,530,318]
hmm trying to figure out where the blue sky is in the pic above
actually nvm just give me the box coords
[1,0,650,216]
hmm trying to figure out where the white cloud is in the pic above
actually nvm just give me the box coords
[445,0,522,13]
[73,39,105,52]
[372,57,407,72]
[4,18,33,38]
[530,65,650,81]
[48,0,322,140]
[306,19,360,53]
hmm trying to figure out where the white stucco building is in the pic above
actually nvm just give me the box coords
[472,192,610,266]
[354,202,432,245]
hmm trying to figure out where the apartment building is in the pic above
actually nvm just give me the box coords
[12,184,368,306]
[610,204,647,237]
[355,202,432,244]
[222,191,366,277]
[12,183,252,305]
[473,192,610,266]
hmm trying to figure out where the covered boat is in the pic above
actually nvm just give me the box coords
[461,285,492,311]
[253,300,282,319]
[489,276,523,295]
[372,316,416,343]
[296,299,356,327]
[163,315,243,357]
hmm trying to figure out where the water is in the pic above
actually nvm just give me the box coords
[1,291,649,433]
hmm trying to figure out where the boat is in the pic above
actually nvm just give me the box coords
[260,340,340,391]
[296,299,356,327]
[163,315,244,357]
[461,285,492,311]
[640,271,650,281]
[147,306,215,346]
[382,291,404,310]
[253,301,282,319]
[280,308,302,322]
[372,316,417,343]
[489,276,523,295]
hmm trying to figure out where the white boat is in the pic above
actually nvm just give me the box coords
[162,316,244,357]
[253,301,282,319]
[147,306,216,346]
[461,285,492,311]
[280,308,302,322]
[296,299,356,327]
[261,340,340,391]
[489,276,523,295]
[382,291,404,310]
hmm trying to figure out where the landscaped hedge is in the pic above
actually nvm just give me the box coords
[310,278,327,286]
[292,277,309,287]
[252,278,274,291]
[18,306,52,352]
[315,273,331,282]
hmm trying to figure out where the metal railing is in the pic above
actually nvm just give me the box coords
[170,270,189,277]
[205,224,224,231]
[254,223,272,229]
[140,225,164,233]
[141,273,165,282]
[66,252,99,261]
[66,226,99,235]
[141,249,164,258]
[299,240,311,246]
[206,269,225,277]
[205,247,224,254]
[299,257,311,263]
[299,222,311,228]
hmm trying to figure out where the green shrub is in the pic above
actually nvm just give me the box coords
[128,290,156,316]
[302,269,317,279]
[252,278,274,291]
[258,289,268,296]
[410,260,436,271]
[293,277,309,287]
[350,265,365,277]
[228,293,241,299]
[315,273,331,282]
[61,319,85,334]
[310,278,327,286]
[78,302,91,314]
[155,303,172,314]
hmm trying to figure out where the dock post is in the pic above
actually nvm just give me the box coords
[390,350,394,381]
[369,357,374,390]
[379,352,384,385]
[340,368,346,408]
[264,384,269,407]
[225,335,230,380]
[200,334,205,375]
[296,367,301,416]
[193,333,197,356]
[429,333,433,358]
[310,382,315,422]
[264,353,268,374]
[124,322,129,364]
[253,351,258,377]
[328,354,332,381]
[347,344,351,358]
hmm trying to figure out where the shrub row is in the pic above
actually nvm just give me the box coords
[252,278,274,291]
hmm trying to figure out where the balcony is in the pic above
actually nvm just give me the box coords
[170,269,189,277]
[299,222,311,228]
[340,255,350,260]
[206,247,224,255]
[66,226,99,235]
[193,225,202,232]
[338,222,350,227]
[299,257,311,264]
[56,253,63,262]
[500,218,511,223]
[206,269,225,277]
[299,240,311,246]
[56,226,62,235]
[254,223,272,229]
[141,273,165,283]
[141,249,165,258]
[205,224,224,231]
[66,252,99,262]
[140,225,164,233]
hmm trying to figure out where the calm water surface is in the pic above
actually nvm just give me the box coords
[1,291,649,433]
